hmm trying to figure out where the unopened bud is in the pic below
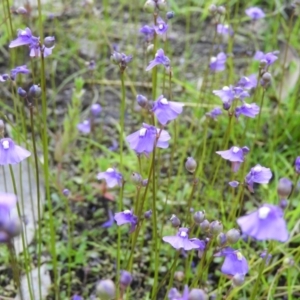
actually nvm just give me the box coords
[209,220,223,235]
[209,4,217,15]
[232,274,245,287]
[279,198,288,209]
[62,189,70,196]
[185,157,197,173]
[193,211,205,224]
[226,228,240,244]
[223,100,231,110]
[199,219,210,231]
[28,84,41,97]
[188,288,208,300]
[262,72,272,82]
[144,0,156,13]
[120,270,132,288]
[174,271,184,281]
[170,214,181,227]
[166,11,175,19]
[136,94,148,108]
[110,51,122,64]
[44,36,55,48]
[260,59,268,68]
[283,257,294,266]
[157,0,167,11]
[141,179,148,187]
[277,177,293,199]
[16,6,28,14]
[217,232,227,246]
[17,87,27,98]
[217,6,226,15]
[95,279,116,300]
[91,103,102,117]
[144,210,152,219]
[131,172,142,185]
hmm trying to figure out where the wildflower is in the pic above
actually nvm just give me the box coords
[216,146,247,172]
[120,270,132,288]
[77,120,91,134]
[185,157,197,173]
[226,228,241,244]
[205,107,222,120]
[213,86,250,105]
[95,279,116,299]
[295,156,300,174]
[245,164,272,192]
[146,48,170,71]
[114,209,138,233]
[152,95,184,125]
[229,181,239,188]
[97,168,123,188]
[111,51,133,71]
[44,36,55,48]
[215,247,249,276]
[237,204,288,242]
[0,74,10,82]
[17,87,27,98]
[90,103,102,117]
[126,123,171,156]
[136,94,148,108]
[0,138,31,165]
[235,103,260,119]
[245,7,265,20]
[140,25,155,42]
[28,84,41,97]
[168,285,189,300]
[189,238,206,251]
[101,210,114,228]
[209,52,227,72]
[154,16,168,35]
[277,178,293,199]
[237,74,257,90]
[162,227,200,251]
[9,28,37,48]
[254,51,278,66]
[10,65,30,80]
[217,24,233,36]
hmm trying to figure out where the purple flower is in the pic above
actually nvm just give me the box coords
[254,51,278,66]
[217,24,233,36]
[101,210,114,228]
[97,168,123,188]
[154,17,168,35]
[120,270,133,288]
[294,156,300,174]
[245,164,272,192]
[114,209,138,233]
[9,28,37,48]
[0,138,31,165]
[140,25,155,42]
[245,7,265,20]
[215,247,249,276]
[210,52,227,72]
[0,74,10,82]
[0,193,17,230]
[237,74,257,90]
[189,238,206,251]
[235,103,260,118]
[111,52,133,70]
[205,107,222,120]
[216,146,247,172]
[237,204,288,242]
[162,228,200,251]
[146,49,170,71]
[77,120,91,134]
[72,296,83,300]
[10,65,30,80]
[90,103,102,117]
[229,181,240,188]
[126,123,170,156]
[152,95,184,125]
[213,86,249,107]
[168,285,189,300]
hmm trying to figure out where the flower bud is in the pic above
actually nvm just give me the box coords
[44,36,55,48]
[209,4,217,15]
[188,288,208,300]
[166,11,175,19]
[242,146,250,155]
[259,59,268,68]
[95,279,116,300]
[1,74,10,81]
[110,51,122,64]
[28,84,41,97]
[209,220,223,235]
[157,0,167,11]
[277,177,293,199]
[262,72,272,82]
[217,232,227,246]
[144,210,152,219]
[120,270,132,288]
[131,172,142,185]
[174,270,184,281]
[199,219,210,231]
[217,6,226,15]
[279,198,288,210]
[223,100,231,110]
[185,157,197,173]
[62,189,70,196]
[232,274,245,287]
[136,94,148,108]
[142,179,148,187]
[193,211,205,224]
[147,44,154,54]
[91,103,102,117]
[16,6,28,14]
[17,87,27,98]
[283,257,294,266]
[170,214,181,227]
[295,156,300,174]
[226,228,240,244]
[144,0,156,13]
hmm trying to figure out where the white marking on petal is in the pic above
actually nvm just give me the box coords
[106,168,114,172]
[232,146,240,153]
[253,165,262,172]
[210,56,217,63]
[139,128,147,137]
[236,251,243,261]
[2,140,9,149]
[224,24,229,29]
[20,30,27,35]
[244,103,251,108]
[180,231,187,237]
[258,206,270,219]
[160,97,168,104]
[158,24,164,30]
[223,86,230,91]
[83,120,89,125]
[123,210,132,215]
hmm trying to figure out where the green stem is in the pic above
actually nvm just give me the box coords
[120,71,126,172]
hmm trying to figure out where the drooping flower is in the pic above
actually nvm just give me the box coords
[10,65,30,80]
[154,16,168,35]
[245,164,272,192]
[77,120,91,134]
[245,7,265,20]
[254,51,278,66]
[205,107,222,120]
[126,123,171,156]
[0,138,31,165]
[146,48,170,71]
[215,247,249,276]
[97,168,123,188]
[216,146,248,172]
[152,95,184,125]
[114,209,138,233]
[140,25,155,42]
[189,238,206,251]
[163,228,200,251]
[209,52,227,72]
[237,204,288,242]
[237,74,257,90]
[235,103,260,118]
[217,24,233,36]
